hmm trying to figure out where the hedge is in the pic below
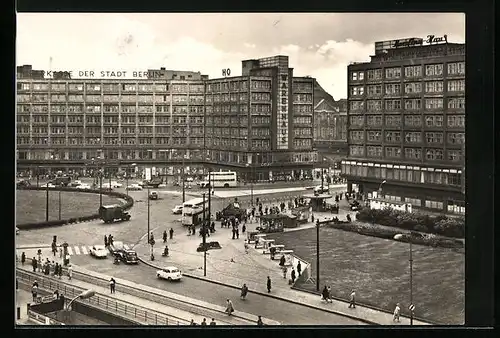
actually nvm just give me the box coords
[355,207,465,238]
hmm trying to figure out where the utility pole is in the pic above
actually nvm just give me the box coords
[410,231,414,325]
[58,190,61,220]
[147,187,151,242]
[251,165,254,206]
[182,155,185,203]
[99,173,103,207]
[316,219,320,291]
[45,182,49,222]
[208,170,212,226]
[36,167,39,187]
[202,192,207,277]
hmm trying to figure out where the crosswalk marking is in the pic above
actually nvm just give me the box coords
[74,246,81,255]
[81,246,88,255]
[67,247,73,255]
[16,243,131,257]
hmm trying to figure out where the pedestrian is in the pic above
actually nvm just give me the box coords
[244,240,249,254]
[242,224,246,233]
[297,261,302,277]
[225,299,234,316]
[31,283,38,302]
[31,257,37,272]
[58,264,63,278]
[232,228,236,240]
[54,262,59,277]
[163,230,167,243]
[209,318,216,326]
[348,289,356,308]
[68,265,73,280]
[109,278,116,294]
[201,318,207,326]
[266,276,272,293]
[240,283,248,300]
[279,255,286,266]
[169,227,174,240]
[393,303,401,322]
[190,319,196,325]
[311,214,315,223]
[256,315,263,326]
[322,285,329,302]
[291,269,296,283]
[104,235,108,247]
[236,228,239,239]
[282,265,288,279]
[21,252,26,266]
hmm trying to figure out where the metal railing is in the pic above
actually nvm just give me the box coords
[17,269,189,325]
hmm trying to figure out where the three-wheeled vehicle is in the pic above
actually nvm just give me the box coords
[256,214,297,233]
[98,205,131,224]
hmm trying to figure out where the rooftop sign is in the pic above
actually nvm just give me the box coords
[375,34,449,54]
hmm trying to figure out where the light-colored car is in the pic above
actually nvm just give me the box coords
[90,245,108,258]
[76,183,92,190]
[172,205,183,214]
[186,177,194,182]
[101,182,113,190]
[156,266,182,281]
[111,181,123,188]
[314,185,329,193]
[70,180,82,187]
[46,183,56,188]
[127,184,143,191]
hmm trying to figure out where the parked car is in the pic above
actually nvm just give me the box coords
[127,184,143,191]
[76,183,92,190]
[89,245,108,258]
[149,191,159,200]
[156,266,182,281]
[111,181,123,188]
[172,205,183,215]
[314,185,329,193]
[70,180,82,187]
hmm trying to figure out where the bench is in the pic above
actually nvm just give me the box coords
[261,239,275,250]
[263,244,285,255]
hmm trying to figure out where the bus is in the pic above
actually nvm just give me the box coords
[200,171,237,188]
[181,197,209,226]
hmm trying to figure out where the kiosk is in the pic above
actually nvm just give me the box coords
[302,193,333,212]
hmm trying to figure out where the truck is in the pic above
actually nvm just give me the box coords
[49,176,71,187]
[98,204,131,224]
[108,241,138,264]
[140,177,163,188]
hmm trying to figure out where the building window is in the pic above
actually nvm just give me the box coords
[404,115,422,127]
[366,115,382,127]
[385,131,401,142]
[385,146,402,158]
[367,85,382,95]
[350,86,364,96]
[425,132,443,144]
[366,100,382,111]
[366,146,382,157]
[405,65,422,78]
[404,148,422,160]
[447,80,465,92]
[447,132,465,144]
[385,67,401,79]
[367,131,382,142]
[425,64,443,76]
[425,81,444,93]
[351,71,364,81]
[404,132,422,143]
[447,115,465,128]
[349,131,364,142]
[425,115,443,127]
[349,116,364,127]
[447,62,465,75]
[385,83,401,95]
[404,82,422,94]
[447,149,464,162]
[404,99,422,110]
[448,98,465,109]
[405,197,422,207]
[385,115,402,127]
[349,100,364,111]
[385,99,401,111]
[349,146,365,156]
[425,98,443,109]
[367,69,383,80]
[425,200,444,210]
[425,149,444,160]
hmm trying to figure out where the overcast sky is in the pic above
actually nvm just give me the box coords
[16,13,465,100]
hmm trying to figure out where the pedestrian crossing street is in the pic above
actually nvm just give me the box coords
[16,244,132,258]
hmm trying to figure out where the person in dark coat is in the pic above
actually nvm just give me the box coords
[236,228,239,239]
[257,316,263,326]
[242,224,246,233]
[297,261,302,276]
[201,318,207,326]
[31,257,37,272]
[169,227,174,240]
[232,228,236,240]
[21,252,26,265]
[104,235,108,247]
[109,278,116,294]
[209,318,216,326]
[266,276,272,293]
[163,230,168,243]
[279,255,286,266]
[291,268,296,283]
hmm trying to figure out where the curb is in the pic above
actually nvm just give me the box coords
[136,256,377,325]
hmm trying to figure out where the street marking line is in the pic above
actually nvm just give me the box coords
[67,247,73,255]
[123,244,129,249]
[81,246,88,255]
[74,246,81,255]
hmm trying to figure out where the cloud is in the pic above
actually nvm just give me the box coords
[243,43,256,49]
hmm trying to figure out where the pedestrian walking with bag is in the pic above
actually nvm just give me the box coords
[225,299,234,316]
[393,303,401,322]
[348,289,356,308]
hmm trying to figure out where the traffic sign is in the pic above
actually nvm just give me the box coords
[409,304,415,311]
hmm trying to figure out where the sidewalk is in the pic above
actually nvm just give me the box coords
[134,213,430,325]
[15,287,35,325]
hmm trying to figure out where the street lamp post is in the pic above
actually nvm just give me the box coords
[45,182,49,222]
[66,289,95,311]
[58,190,62,220]
[99,172,103,207]
[316,219,320,291]
[202,192,207,277]
[36,167,40,187]
[378,180,387,196]
[182,155,186,203]
[409,231,414,325]
[147,186,150,242]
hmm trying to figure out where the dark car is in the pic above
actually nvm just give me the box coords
[98,205,131,223]
[16,179,31,188]
[140,177,163,188]
[108,241,138,264]
[50,176,71,187]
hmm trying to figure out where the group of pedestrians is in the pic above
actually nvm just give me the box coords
[104,234,115,247]
[279,256,302,284]
[190,318,217,326]
[163,228,175,243]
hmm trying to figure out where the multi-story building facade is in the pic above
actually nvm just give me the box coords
[16,55,317,181]
[313,98,348,154]
[342,36,465,214]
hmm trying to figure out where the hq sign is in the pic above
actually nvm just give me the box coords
[392,34,448,48]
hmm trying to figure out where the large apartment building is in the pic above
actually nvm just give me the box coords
[342,36,465,214]
[16,56,316,181]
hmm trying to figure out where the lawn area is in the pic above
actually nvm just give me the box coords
[16,190,123,224]
[265,227,464,325]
